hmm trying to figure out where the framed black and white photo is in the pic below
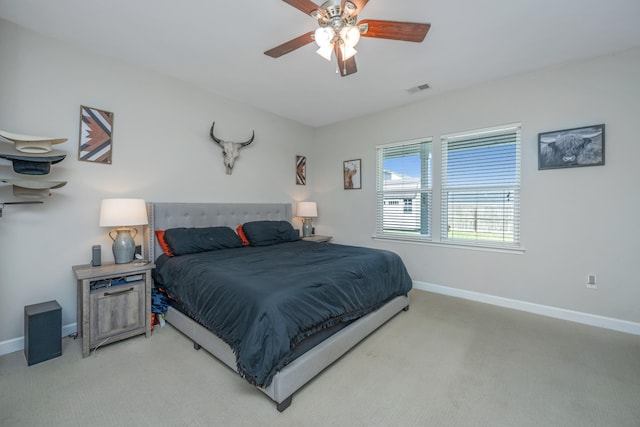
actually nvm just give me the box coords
[343,159,361,189]
[538,124,604,170]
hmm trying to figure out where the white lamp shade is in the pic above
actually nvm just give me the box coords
[340,26,361,47]
[314,27,335,48]
[316,45,334,61]
[341,45,357,60]
[99,198,148,227]
[297,201,318,218]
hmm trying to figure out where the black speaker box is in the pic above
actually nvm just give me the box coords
[24,300,62,366]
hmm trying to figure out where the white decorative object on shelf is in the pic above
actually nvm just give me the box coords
[0,128,69,202]
[0,129,67,154]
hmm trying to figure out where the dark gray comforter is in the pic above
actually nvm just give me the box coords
[153,240,412,387]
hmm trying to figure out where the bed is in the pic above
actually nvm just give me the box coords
[146,202,412,411]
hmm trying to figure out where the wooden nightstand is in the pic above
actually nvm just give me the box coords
[302,235,332,243]
[73,261,155,357]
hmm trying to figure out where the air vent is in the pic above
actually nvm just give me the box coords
[407,83,430,94]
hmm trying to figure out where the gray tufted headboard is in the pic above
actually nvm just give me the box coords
[146,202,293,261]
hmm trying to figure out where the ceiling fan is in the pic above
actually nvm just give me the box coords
[264,0,431,77]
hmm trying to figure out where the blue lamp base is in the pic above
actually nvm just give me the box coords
[302,218,313,237]
[110,228,136,264]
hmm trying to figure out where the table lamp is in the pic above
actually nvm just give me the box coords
[99,198,148,264]
[296,201,317,238]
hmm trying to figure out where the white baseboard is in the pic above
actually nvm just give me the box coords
[2,284,638,357]
[0,323,77,357]
[413,281,640,336]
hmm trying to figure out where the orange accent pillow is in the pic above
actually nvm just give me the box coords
[236,224,250,246]
[155,229,174,256]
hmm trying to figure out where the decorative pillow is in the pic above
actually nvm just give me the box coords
[163,226,243,256]
[241,220,300,247]
[236,224,250,246]
[155,230,174,257]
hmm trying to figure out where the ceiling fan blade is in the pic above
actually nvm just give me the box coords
[358,19,431,43]
[334,44,358,77]
[264,31,315,58]
[342,0,369,14]
[283,0,325,17]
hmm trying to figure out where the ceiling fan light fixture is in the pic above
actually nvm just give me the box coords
[265,1,431,77]
[314,27,335,48]
[340,25,361,47]
[341,45,357,61]
[316,45,334,61]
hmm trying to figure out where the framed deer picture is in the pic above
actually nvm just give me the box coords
[343,159,361,190]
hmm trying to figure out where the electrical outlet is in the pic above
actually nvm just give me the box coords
[586,274,597,289]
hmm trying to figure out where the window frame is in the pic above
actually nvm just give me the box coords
[374,124,523,252]
[375,138,433,242]
[440,123,521,250]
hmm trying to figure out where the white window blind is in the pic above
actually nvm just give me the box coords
[441,124,521,248]
[376,139,432,240]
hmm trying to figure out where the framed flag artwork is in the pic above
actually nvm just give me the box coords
[296,155,306,185]
[78,105,114,164]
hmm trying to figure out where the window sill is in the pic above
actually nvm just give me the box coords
[372,235,525,254]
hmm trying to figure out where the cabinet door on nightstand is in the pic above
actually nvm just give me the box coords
[90,282,145,341]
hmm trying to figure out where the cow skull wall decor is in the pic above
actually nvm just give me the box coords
[209,121,255,174]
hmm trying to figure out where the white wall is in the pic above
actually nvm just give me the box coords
[312,47,640,325]
[0,19,313,344]
[2,17,638,349]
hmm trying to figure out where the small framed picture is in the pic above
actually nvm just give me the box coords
[78,105,114,164]
[343,159,361,190]
[538,124,604,170]
[296,155,306,185]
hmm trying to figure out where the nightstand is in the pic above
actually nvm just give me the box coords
[73,261,155,357]
[302,235,332,243]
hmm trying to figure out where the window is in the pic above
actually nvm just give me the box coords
[441,124,521,248]
[375,124,521,250]
[376,139,432,240]
[403,198,413,214]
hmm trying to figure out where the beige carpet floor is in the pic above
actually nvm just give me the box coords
[1,290,639,427]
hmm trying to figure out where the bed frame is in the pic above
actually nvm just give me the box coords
[146,202,410,411]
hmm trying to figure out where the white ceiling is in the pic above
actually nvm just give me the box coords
[2,0,640,128]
